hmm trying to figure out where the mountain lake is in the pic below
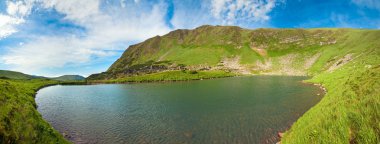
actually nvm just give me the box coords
[36,76,323,144]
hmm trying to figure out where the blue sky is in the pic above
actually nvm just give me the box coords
[0,0,379,77]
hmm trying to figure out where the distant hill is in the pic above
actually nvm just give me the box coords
[51,75,85,81]
[0,70,84,81]
[0,70,37,79]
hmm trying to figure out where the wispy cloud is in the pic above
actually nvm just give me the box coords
[352,0,380,11]
[210,0,278,25]
[170,0,278,30]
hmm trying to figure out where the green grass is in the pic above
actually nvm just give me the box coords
[91,70,237,83]
[0,79,69,144]
[164,46,225,66]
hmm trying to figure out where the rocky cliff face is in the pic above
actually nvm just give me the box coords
[88,25,375,80]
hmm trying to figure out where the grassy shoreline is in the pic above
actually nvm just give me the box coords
[0,79,70,143]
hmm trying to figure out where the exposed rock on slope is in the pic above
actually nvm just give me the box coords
[327,53,353,72]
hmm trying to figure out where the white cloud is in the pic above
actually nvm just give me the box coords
[210,0,277,24]
[6,0,34,17]
[0,0,34,39]
[352,0,380,10]
[39,0,101,23]
[0,14,24,39]
[170,1,214,29]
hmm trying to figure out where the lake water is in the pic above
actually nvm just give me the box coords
[36,76,323,144]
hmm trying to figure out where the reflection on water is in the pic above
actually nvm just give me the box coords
[36,76,323,144]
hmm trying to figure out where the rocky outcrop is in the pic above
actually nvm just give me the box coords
[327,53,353,72]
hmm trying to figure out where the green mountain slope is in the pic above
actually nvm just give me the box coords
[88,25,380,143]
[88,26,377,80]
[51,75,85,81]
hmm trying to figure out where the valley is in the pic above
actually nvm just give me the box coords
[1,26,379,143]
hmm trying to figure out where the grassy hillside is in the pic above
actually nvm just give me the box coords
[88,25,379,143]
[0,79,69,143]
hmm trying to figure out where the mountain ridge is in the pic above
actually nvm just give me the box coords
[88,25,374,80]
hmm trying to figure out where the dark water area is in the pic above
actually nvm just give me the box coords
[36,76,323,144]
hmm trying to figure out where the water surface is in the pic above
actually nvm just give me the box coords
[36,76,323,144]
